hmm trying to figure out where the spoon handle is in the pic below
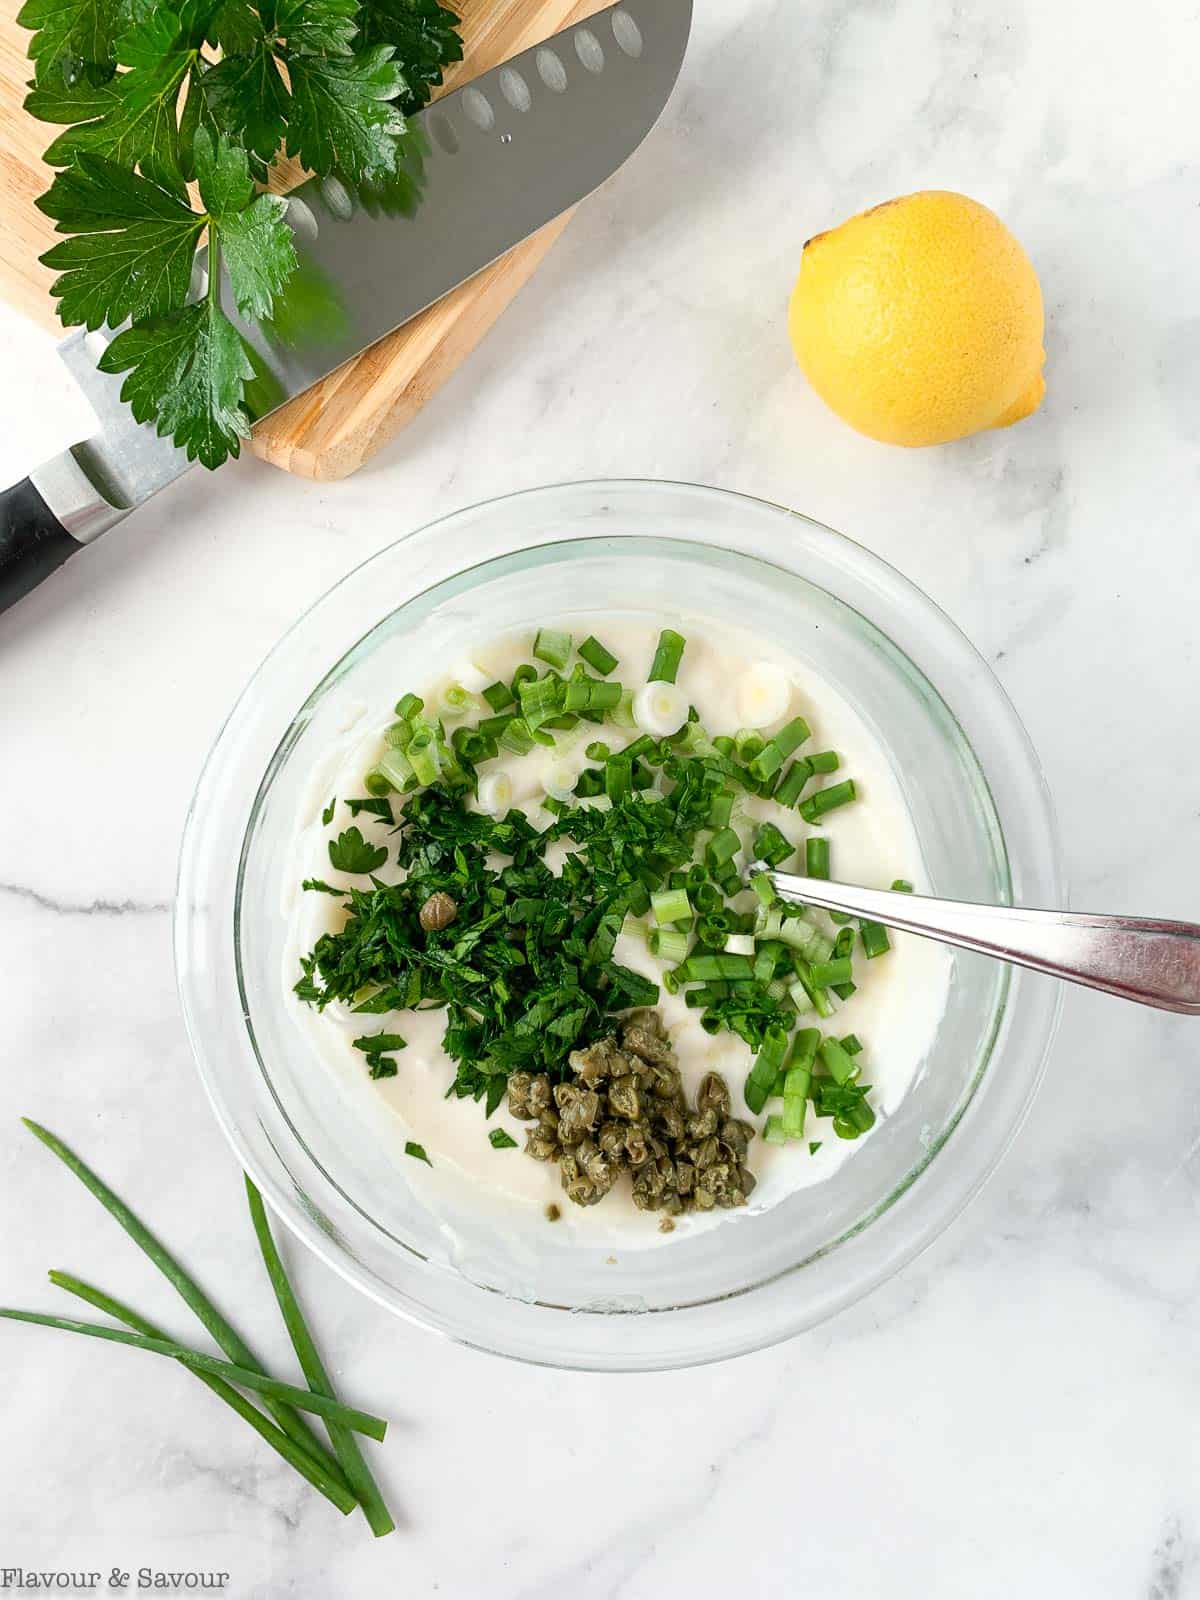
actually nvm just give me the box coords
[761,869,1200,1016]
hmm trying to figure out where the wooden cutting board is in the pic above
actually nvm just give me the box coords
[0,0,603,480]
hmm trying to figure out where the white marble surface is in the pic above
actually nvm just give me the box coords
[3,0,1200,1593]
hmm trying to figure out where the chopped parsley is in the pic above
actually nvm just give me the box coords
[346,796,394,820]
[404,1141,432,1165]
[322,797,337,826]
[352,1031,406,1079]
[488,1129,518,1150]
[328,826,389,875]
[302,878,346,897]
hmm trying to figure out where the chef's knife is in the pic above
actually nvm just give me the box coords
[0,0,692,614]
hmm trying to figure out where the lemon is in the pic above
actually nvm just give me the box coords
[788,190,1045,447]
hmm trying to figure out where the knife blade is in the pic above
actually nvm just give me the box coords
[0,0,692,614]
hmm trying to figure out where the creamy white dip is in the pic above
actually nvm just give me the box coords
[282,614,952,1248]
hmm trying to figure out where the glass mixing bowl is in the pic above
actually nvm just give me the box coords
[175,480,1062,1370]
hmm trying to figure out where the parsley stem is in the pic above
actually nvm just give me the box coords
[0,1310,387,1437]
[245,1180,395,1538]
[21,1120,344,1475]
[47,1272,357,1517]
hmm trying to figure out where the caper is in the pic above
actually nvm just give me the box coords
[419,891,457,931]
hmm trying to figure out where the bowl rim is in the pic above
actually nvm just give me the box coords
[175,477,1064,1369]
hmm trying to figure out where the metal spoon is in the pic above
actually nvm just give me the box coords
[748,864,1200,1016]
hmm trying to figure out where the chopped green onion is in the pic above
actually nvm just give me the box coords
[585,741,611,761]
[840,1034,863,1056]
[648,927,690,963]
[510,663,538,698]
[707,791,734,829]
[406,727,443,787]
[678,952,756,982]
[363,769,392,797]
[774,759,812,808]
[578,636,618,675]
[648,629,686,684]
[774,915,820,956]
[705,827,740,870]
[753,821,794,868]
[787,977,814,1014]
[605,757,632,803]
[651,888,692,925]
[860,920,891,959]
[799,780,858,823]
[376,747,413,789]
[763,1115,788,1145]
[750,872,776,907]
[611,690,637,729]
[533,629,572,670]
[891,878,914,894]
[808,957,853,989]
[818,1037,857,1086]
[382,721,411,749]
[782,1029,819,1138]
[519,677,564,731]
[734,729,765,762]
[808,750,840,775]
[498,718,536,756]
[748,716,812,783]
[793,961,835,1019]
[564,677,622,713]
[712,735,735,758]
[441,682,477,717]
[743,1024,790,1114]
[806,836,830,880]
[724,933,755,957]
[753,947,776,984]
[482,681,514,712]
[393,693,423,721]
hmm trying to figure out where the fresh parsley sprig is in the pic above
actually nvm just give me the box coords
[19,0,463,468]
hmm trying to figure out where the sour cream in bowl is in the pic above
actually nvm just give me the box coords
[176,481,1062,1370]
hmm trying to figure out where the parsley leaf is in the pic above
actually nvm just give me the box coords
[285,44,407,183]
[322,797,337,825]
[353,1029,406,1078]
[328,825,389,874]
[98,295,254,467]
[19,0,465,468]
[488,1128,517,1150]
[353,1032,407,1054]
[359,0,463,113]
[17,0,119,85]
[302,877,345,895]
[36,155,204,329]
[404,1141,431,1165]
[194,128,296,318]
[346,796,393,820]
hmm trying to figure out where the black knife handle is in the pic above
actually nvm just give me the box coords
[0,475,84,614]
